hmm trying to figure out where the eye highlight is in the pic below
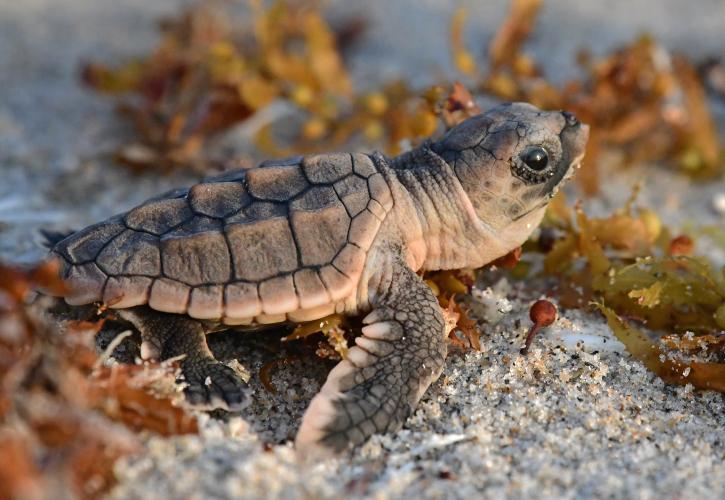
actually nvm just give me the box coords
[510,145,556,184]
[521,147,549,171]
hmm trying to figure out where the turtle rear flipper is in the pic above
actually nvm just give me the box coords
[117,307,249,411]
[295,257,448,454]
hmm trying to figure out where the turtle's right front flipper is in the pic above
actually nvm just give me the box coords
[295,258,448,454]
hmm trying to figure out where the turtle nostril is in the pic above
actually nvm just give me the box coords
[561,111,579,127]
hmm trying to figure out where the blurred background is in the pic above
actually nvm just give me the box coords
[1,0,723,263]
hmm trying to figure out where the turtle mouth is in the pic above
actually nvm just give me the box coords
[511,199,548,221]
[541,119,589,196]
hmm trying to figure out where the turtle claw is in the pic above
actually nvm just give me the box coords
[180,360,250,412]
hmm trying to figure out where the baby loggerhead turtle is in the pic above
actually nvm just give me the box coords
[47,103,588,453]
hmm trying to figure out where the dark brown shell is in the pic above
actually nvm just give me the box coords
[51,153,393,323]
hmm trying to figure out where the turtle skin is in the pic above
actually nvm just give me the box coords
[51,152,394,414]
[48,103,589,455]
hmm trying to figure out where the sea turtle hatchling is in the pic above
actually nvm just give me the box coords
[47,103,588,453]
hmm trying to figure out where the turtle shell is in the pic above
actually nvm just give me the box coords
[51,153,393,324]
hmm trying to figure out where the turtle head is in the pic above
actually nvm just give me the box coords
[431,102,589,235]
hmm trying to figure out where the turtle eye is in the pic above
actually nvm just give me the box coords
[521,147,549,171]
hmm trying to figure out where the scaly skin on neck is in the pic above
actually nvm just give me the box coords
[379,146,536,273]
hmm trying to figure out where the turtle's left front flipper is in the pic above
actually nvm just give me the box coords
[117,307,249,411]
[296,259,448,454]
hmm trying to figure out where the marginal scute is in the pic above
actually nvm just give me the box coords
[96,229,161,277]
[351,153,377,178]
[290,202,350,267]
[255,312,287,325]
[222,316,254,326]
[64,263,107,305]
[224,282,261,318]
[367,173,393,210]
[149,278,190,314]
[332,245,366,278]
[348,210,381,249]
[125,198,193,235]
[367,199,387,220]
[55,217,126,263]
[189,182,248,218]
[246,164,308,201]
[104,276,152,308]
[259,274,299,315]
[161,231,231,286]
[226,201,287,224]
[226,219,298,281]
[293,269,330,309]
[188,285,224,319]
[302,153,353,184]
[319,265,352,301]
[287,302,336,323]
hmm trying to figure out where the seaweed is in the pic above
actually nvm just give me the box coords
[83,0,354,171]
[283,313,349,359]
[534,194,725,390]
[595,304,725,392]
[83,0,722,193]
[454,3,724,192]
[541,195,724,333]
[0,261,197,499]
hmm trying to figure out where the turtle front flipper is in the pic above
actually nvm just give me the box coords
[295,260,448,454]
[118,307,249,411]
